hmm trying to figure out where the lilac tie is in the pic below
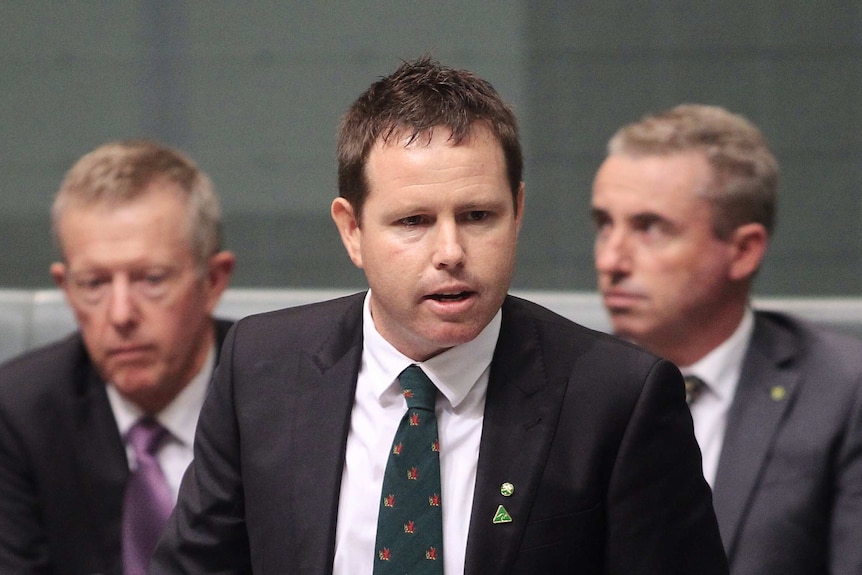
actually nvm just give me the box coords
[122,417,173,575]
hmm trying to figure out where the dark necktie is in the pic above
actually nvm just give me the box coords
[122,417,173,575]
[684,375,708,405]
[373,365,444,574]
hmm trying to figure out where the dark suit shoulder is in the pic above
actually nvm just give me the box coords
[503,295,651,347]
[753,309,862,376]
[0,332,89,406]
[502,295,665,376]
[0,331,84,373]
[747,310,862,434]
[227,292,364,349]
[0,332,104,473]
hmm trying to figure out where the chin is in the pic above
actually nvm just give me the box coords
[428,324,486,349]
[608,318,640,341]
[110,371,160,395]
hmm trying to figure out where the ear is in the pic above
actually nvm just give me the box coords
[203,251,236,313]
[50,262,68,289]
[728,223,768,281]
[50,261,79,310]
[514,182,525,234]
[331,197,364,269]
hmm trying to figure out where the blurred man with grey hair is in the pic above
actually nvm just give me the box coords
[592,103,862,575]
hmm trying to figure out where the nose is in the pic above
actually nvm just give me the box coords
[595,228,632,276]
[107,275,139,327]
[431,221,465,269]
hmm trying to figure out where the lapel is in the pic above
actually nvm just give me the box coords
[213,318,233,363]
[711,312,800,557]
[464,297,568,575]
[71,355,128,563]
[280,295,364,572]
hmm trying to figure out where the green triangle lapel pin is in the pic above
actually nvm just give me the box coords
[493,504,513,524]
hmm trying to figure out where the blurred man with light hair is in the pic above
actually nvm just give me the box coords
[0,140,235,574]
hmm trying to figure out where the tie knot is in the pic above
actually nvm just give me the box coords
[398,365,437,411]
[684,375,707,405]
[126,417,168,457]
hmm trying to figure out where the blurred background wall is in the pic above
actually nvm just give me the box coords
[1,1,860,295]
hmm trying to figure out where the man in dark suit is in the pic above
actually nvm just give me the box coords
[151,58,728,574]
[0,140,235,574]
[591,103,862,574]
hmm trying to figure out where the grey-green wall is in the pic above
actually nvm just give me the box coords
[2,2,860,295]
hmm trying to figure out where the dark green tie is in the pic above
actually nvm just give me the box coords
[373,365,444,574]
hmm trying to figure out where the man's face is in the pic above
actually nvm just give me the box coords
[52,183,233,412]
[591,152,741,359]
[332,126,523,361]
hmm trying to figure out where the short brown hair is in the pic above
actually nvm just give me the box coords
[52,140,223,269]
[608,104,778,238]
[337,56,522,222]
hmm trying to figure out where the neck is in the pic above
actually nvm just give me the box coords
[654,302,748,368]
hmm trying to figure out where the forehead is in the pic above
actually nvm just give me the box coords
[366,126,507,185]
[58,183,194,265]
[592,152,714,214]
[368,124,506,177]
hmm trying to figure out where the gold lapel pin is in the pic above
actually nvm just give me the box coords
[770,385,786,401]
[500,482,514,497]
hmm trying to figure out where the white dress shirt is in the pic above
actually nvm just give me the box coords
[107,346,215,499]
[681,307,754,487]
[333,291,500,575]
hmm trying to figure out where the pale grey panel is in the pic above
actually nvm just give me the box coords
[0,290,32,363]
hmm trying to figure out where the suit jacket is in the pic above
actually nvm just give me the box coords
[0,319,232,575]
[151,293,728,574]
[712,311,862,575]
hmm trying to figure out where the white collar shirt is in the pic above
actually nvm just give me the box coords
[681,307,754,487]
[333,291,500,575]
[107,345,215,500]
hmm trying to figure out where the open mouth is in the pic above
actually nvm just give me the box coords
[427,291,472,302]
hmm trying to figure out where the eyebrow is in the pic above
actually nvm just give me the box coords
[590,207,609,221]
[629,212,666,227]
[590,207,673,232]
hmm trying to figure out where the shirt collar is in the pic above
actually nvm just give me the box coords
[362,290,501,409]
[681,307,754,402]
[107,345,216,447]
